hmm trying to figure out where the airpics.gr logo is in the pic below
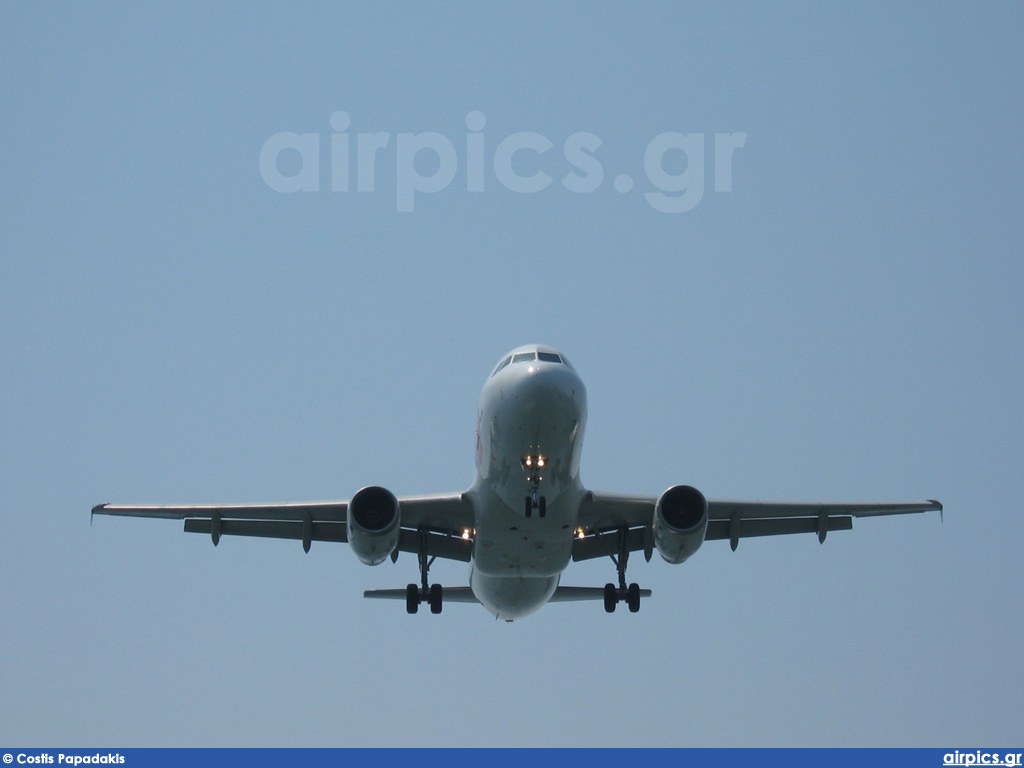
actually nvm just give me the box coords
[943,753,1023,767]
[259,111,746,213]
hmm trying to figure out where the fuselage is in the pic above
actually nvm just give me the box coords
[466,345,588,619]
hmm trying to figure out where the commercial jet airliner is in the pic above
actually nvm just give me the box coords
[93,344,941,621]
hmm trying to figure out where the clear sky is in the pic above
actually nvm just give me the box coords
[1,2,1021,747]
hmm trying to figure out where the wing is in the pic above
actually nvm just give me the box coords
[92,492,475,562]
[573,491,942,561]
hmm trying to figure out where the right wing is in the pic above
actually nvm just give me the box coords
[705,499,942,550]
[573,493,942,560]
[92,492,475,561]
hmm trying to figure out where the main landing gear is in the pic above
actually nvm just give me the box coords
[604,526,642,613]
[406,530,443,614]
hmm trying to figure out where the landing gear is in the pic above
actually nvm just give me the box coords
[405,529,443,615]
[603,581,642,613]
[405,582,443,614]
[406,583,419,614]
[522,453,547,518]
[603,527,643,613]
[626,582,641,613]
[429,583,443,614]
[524,494,547,518]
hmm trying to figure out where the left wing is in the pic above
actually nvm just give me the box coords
[92,492,475,561]
[573,492,942,561]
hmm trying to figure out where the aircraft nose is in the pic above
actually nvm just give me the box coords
[522,362,583,401]
[512,364,586,426]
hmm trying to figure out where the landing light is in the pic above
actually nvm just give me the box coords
[576,528,586,540]
[462,529,472,540]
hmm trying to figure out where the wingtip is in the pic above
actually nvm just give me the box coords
[91,503,108,526]
[929,499,944,522]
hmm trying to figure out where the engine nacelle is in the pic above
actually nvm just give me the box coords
[347,485,400,565]
[653,485,708,564]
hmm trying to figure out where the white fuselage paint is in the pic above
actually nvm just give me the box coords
[466,345,588,620]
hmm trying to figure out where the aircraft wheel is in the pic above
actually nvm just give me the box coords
[539,496,547,517]
[406,583,419,614]
[603,583,617,613]
[627,583,641,613]
[524,497,532,518]
[429,583,443,614]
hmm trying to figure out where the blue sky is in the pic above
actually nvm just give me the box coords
[1,2,1021,747]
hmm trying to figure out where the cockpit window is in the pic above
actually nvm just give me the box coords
[493,349,569,377]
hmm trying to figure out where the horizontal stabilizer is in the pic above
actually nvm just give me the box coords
[550,586,652,602]
[363,587,480,603]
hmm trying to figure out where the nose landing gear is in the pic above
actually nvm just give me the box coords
[522,454,547,518]
[524,494,547,518]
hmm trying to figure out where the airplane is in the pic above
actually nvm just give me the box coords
[92,344,942,621]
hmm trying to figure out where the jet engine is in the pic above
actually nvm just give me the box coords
[653,485,708,564]
[347,485,401,565]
